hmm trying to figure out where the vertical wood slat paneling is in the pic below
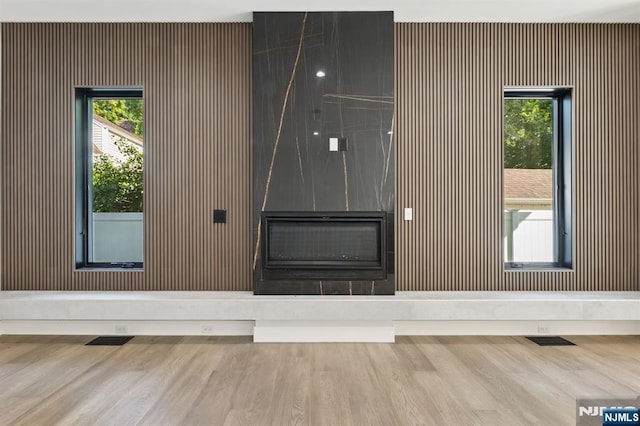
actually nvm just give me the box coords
[395,23,640,291]
[2,23,638,292]
[1,23,252,291]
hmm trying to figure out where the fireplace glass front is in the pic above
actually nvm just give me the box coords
[261,212,386,280]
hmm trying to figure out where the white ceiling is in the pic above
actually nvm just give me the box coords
[1,0,639,22]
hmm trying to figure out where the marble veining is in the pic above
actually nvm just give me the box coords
[252,12,395,295]
[253,12,309,271]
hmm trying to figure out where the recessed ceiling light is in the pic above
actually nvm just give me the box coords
[316,71,326,78]
[387,131,393,135]
[313,131,319,136]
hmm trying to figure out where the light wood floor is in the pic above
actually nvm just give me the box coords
[1,335,639,425]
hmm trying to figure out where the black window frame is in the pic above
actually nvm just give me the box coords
[503,88,573,270]
[75,87,144,270]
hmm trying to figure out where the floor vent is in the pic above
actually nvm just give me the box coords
[86,336,134,346]
[525,336,576,346]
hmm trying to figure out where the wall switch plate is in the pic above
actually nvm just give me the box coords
[329,137,339,151]
[213,209,226,223]
[404,207,413,221]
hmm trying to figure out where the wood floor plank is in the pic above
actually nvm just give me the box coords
[182,369,246,425]
[220,343,281,425]
[0,335,639,426]
[481,337,604,398]
[436,336,569,425]
[409,336,502,411]
[135,337,233,426]
[364,342,442,425]
[263,345,310,426]
[92,336,201,425]
[389,337,436,371]
[309,370,354,426]
[6,346,141,425]
[0,336,121,424]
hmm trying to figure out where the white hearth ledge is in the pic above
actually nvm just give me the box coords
[1,291,639,342]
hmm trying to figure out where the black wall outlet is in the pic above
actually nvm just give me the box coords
[213,209,227,223]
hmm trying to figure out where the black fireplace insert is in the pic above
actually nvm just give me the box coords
[261,212,387,280]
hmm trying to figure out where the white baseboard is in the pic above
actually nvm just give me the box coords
[0,320,254,336]
[394,320,640,336]
[254,320,395,342]
[1,320,638,340]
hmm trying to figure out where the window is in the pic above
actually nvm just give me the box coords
[75,88,144,268]
[503,88,572,269]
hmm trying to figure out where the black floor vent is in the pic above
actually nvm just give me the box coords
[86,336,134,346]
[526,336,576,346]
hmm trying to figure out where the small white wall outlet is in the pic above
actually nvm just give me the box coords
[115,325,128,334]
[201,326,214,334]
[537,324,550,333]
[404,207,413,221]
[329,137,339,151]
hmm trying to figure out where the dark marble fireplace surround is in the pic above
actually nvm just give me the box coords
[252,11,394,295]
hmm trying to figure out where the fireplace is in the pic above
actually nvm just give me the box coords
[252,11,394,295]
[261,212,387,281]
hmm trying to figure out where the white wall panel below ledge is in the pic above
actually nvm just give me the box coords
[1,291,640,322]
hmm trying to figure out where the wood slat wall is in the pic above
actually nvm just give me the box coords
[396,23,640,291]
[2,23,638,292]
[1,23,252,291]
